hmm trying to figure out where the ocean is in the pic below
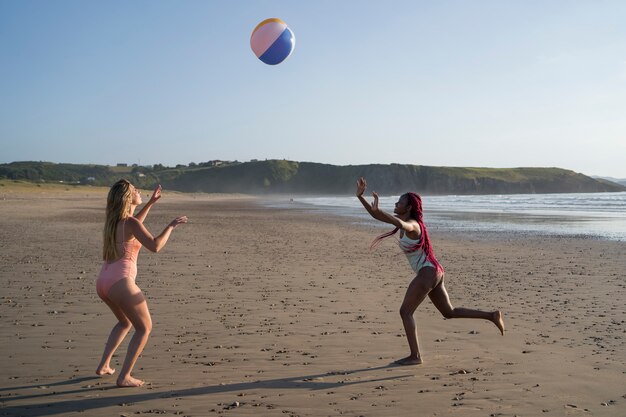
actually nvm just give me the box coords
[265,192,626,242]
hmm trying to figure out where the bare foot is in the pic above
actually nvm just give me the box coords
[95,365,115,376]
[493,310,505,335]
[116,376,144,387]
[393,356,423,366]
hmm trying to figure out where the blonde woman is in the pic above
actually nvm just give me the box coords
[95,179,187,387]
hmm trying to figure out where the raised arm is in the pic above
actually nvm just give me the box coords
[356,177,420,234]
[134,184,161,223]
[126,215,187,253]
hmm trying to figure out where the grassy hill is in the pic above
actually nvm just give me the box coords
[166,160,624,195]
[1,160,624,195]
[0,161,159,189]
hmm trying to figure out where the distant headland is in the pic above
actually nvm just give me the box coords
[1,160,624,195]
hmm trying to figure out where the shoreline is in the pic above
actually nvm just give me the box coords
[1,191,625,416]
[263,194,626,243]
[3,180,624,241]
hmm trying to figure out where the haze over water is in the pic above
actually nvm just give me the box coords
[271,192,626,242]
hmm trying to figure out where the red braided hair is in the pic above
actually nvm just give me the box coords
[370,192,444,273]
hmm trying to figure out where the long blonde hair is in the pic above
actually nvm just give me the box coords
[103,179,134,261]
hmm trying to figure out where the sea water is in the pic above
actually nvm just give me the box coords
[266,192,626,242]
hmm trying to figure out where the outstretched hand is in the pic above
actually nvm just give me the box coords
[357,177,381,213]
[149,184,162,204]
[356,177,367,197]
[371,191,380,213]
[169,216,188,228]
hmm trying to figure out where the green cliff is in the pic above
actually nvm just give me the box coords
[2,160,624,195]
[164,160,624,195]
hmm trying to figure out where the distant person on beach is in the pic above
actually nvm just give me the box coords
[356,177,504,365]
[95,180,187,387]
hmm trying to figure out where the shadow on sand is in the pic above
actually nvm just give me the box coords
[0,364,411,416]
[0,376,101,393]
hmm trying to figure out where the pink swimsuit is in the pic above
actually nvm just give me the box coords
[96,221,142,299]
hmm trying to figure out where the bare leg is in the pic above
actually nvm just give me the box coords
[96,297,132,376]
[428,278,505,335]
[396,268,441,365]
[106,278,153,387]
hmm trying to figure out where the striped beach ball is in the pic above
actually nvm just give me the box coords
[250,18,295,65]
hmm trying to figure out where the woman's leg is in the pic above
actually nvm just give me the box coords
[428,278,505,335]
[397,268,441,365]
[96,296,132,375]
[106,278,153,387]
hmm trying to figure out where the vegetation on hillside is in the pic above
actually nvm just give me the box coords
[1,160,623,195]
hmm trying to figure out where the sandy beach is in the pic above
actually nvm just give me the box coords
[0,185,624,416]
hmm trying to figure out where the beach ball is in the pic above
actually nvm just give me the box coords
[250,18,295,65]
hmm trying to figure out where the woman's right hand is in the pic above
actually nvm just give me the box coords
[169,216,188,228]
[356,177,367,197]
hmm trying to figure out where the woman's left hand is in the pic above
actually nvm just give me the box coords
[149,184,162,204]
[371,192,380,213]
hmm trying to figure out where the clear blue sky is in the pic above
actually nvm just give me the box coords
[1,1,625,177]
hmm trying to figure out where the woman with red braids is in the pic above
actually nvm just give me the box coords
[356,177,504,365]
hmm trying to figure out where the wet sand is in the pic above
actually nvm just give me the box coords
[0,186,625,416]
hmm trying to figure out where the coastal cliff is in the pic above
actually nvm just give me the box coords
[2,160,624,195]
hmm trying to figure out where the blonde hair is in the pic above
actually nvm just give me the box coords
[103,179,134,261]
